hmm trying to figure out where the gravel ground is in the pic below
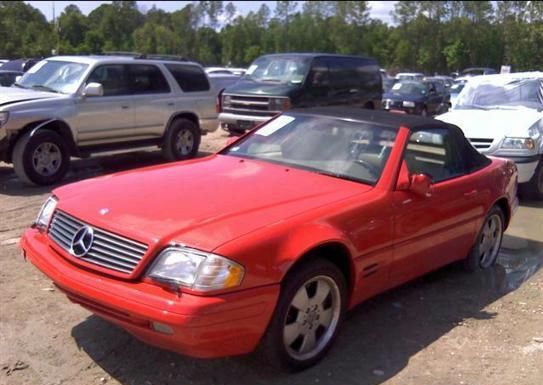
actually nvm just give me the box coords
[1,128,542,385]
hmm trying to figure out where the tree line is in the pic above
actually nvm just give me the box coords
[1,1,542,73]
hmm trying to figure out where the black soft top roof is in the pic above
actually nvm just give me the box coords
[288,106,491,172]
[289,106,449,130]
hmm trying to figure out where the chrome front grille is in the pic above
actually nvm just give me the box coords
[223,94,278,117]
[468,138,493,150]
[48,210,148,274]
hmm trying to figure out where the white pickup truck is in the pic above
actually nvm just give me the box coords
[0,55,218,185]
[437,72,543,199]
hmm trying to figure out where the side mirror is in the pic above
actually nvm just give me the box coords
[397,172,433,197]
[84,82,103,97]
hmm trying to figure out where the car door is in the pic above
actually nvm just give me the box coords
[426,81,441,113]
[389,127,483,287]
[75,64,135,145]
[127,64,173,139]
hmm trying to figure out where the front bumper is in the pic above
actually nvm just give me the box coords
[218,112,274,131]
[21,229,280,358]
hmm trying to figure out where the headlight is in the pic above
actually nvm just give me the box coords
[222,95,232,107]
[269,97,291,111]
[0,111,8,127]
[402,101,415,108]
[147,247,245,291]
[500,137,535,150]
[34,196,58,230]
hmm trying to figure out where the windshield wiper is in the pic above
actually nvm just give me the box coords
[260,78,283,83]
[12,83,27,89]
[31,85,60,93]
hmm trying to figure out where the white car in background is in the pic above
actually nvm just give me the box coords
[437,72,543,199]
[395,72,424,81]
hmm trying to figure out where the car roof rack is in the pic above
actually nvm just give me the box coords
[135,54,189,62]
[100,51,140,57]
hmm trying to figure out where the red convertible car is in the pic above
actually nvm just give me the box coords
[21,107,517,371]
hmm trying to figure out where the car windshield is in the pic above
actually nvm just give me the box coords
[450,83,465,94]
[390,81,426,96]
[222,114,398,185]
[455,76,543,110]
[243,56,311,84]
[15,60,88,94]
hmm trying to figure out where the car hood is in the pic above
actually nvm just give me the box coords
[54,155,370,252]
[383,92,425,103]
[223,78,298,96]
[0,86,61,107]
[437,108,542,139]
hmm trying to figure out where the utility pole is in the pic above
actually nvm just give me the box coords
[52,1,59,55]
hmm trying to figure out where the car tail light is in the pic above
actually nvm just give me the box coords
[216,89,224,113]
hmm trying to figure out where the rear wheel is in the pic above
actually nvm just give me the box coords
[12,129,70,185]
[464,206,504,271]
[258,258,347,371]
[162,118,201,161]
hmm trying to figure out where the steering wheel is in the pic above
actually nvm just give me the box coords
[353,159,381,178]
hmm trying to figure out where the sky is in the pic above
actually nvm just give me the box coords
[25,1,397,25]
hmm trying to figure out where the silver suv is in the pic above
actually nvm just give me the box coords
[0,55,218,185]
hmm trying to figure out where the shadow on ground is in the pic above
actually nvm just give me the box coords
[71,234,543,385]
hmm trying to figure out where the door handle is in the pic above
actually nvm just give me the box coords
[167,102,174,106]
[121,105,129,109]
[464,190,478,198]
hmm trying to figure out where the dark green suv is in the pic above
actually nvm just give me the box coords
[218,53,382,133]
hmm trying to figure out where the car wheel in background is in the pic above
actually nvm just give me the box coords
[258,258,347,371]
[12,129,70,186]
[520,160,543,200]
[163,118,201,161]
[464,206,505,271]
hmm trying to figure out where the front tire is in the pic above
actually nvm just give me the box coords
[258,258,347,371]
[464,206,505,271]
[12,129,70,186]
[162,118,201,161]
[520,160,543,200]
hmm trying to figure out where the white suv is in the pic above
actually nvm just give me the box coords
[0,55,218,185]
[437,72,543,199]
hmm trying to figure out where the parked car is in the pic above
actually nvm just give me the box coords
[461,67,497,77]
[207,72,241,95]
[0,69,23,86]
[0,55,218,185]
[205,67,246,76]
[21,107,517,371]
[218,53,382,133]
[437,72,543,199]
[394,72,424,81]
[426,75,454,89]
[449,79,468,108]
[382,80,449,116]
[1,58,40,72]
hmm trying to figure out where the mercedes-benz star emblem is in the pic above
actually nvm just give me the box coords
[70,226,94,257]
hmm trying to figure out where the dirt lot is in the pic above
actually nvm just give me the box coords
[1,129,542,385]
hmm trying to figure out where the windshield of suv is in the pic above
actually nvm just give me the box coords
[243,56,311,84]
[390,81,426,96]
[222,114,398,185]
[455,76,543,110]
[15,60,88,94]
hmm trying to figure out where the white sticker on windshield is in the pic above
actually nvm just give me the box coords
[26,60,47,74]
[256,115,295,137]
[392,83,402,90]
[246,64,258,75]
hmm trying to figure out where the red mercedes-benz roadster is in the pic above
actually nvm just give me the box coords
[21,107,517,371]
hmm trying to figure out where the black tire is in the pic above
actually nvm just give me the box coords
[257,258,347,371]
[464,206,505,272]
[162,118,201,161]
[519,160,543,201]
[12,129,70,186]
